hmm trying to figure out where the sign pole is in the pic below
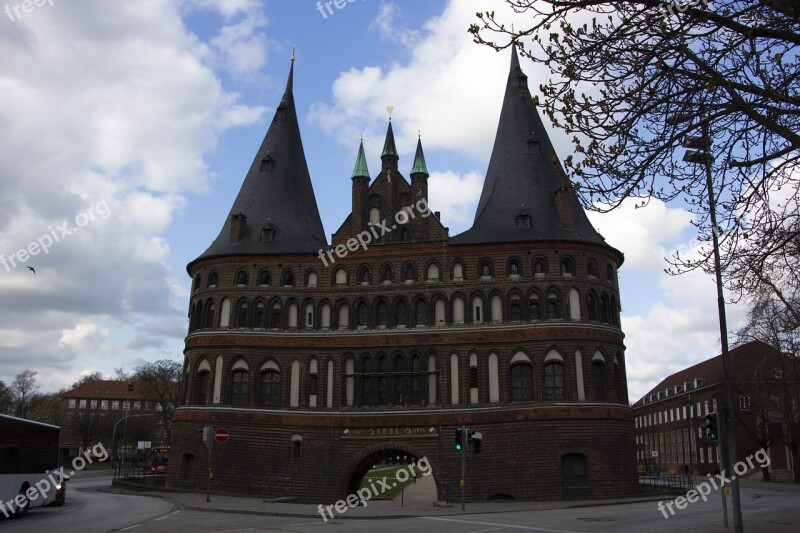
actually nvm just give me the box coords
[206,426,214,503]
[461,425,466,511]
[716,411,729,528]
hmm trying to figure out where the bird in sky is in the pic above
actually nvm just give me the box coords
[27,266,35,274]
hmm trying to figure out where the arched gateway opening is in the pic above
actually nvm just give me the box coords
[342,443,439,506]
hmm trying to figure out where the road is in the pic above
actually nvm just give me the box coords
[0,470,172,532]
[1,471,798,532]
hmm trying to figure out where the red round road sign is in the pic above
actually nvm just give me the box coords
[214,428,230,443]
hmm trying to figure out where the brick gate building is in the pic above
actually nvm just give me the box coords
[166,47,638,502]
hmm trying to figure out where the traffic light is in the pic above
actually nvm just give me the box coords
[198,426,213,445]
[454,429,463,451]
[706,413,719,440]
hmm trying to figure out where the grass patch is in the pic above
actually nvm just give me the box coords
[360,465,418,499]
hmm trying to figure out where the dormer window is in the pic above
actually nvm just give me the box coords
[276,102,287,121]
[526,134,540,154]
[516,210,531,229]
[261,224,276,242]
[517,72,528,89]
[260,155,274,173]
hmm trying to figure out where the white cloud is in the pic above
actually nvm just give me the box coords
[0,0,266,391]
[308,0,528,164]
[427,170,483,231]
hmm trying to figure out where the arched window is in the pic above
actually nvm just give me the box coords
[235,300,249,327]
[306,271,318,287]
[614,356,626,403]
[510,296,522,321]
[587,259,599,278]
[207,272,218,287]
[282,270,295,287]
[533,257,547,275]
[376,301,388,327]
[607,264,616,284]
[600,295,609,322]
[587,293,597,321]
[337,303,350,329]
[359,356,373,407]
[547,291,560,319]
[380,264,393,283]
[232,370,249,406]
[544,363,565,401]
[510,364,533,401]
[377,356,388,405]
[270,302,282,329]
[561,256,574,276]
[260,370,280,407]
[471,296,484,323]
[197,372,210,405]
[257,269,271,286]
[393,354,405,404]
[415,300,427,326]
[357,302,368,327]
[452,261,464,280]
[426,263,440,281]
[358,265,371,284]
[529,294,541,320]
[479,259,493,278]
[395,301,407,327]
[205,300,215,328]
[235,270,248,286]
[334,268,347,285]
[403,263,416,282]
[507,258,520,276]
[592,361,605,401]
[254,301,266,327]
[193,275,201,291]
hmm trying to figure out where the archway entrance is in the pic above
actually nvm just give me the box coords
[344,446,438,507]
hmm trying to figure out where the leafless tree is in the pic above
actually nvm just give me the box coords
[469,1,799,303]
[130,360,182,445]
[11,370,39,418]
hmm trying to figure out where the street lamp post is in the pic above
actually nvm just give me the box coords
[112,413,155,472]
[669,111,744,533]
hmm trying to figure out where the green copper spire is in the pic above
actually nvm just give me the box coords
[381,120,398,158]
[411,137,428,175]
[351,139,370,179]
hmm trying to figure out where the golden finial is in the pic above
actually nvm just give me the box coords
[291,45,296,62]
[387,106,394,120]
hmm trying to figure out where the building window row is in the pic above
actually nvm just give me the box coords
[191,256,618,291]
[188,288,621,332]
[191,348,625,409]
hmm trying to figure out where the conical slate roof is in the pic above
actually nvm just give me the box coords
[191,60,327,265]
[381,120,398,158]
[411,137,428,175]
[451,46,607,247]
[352,139,370,179]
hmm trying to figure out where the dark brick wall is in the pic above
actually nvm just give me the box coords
[167,405,638,502]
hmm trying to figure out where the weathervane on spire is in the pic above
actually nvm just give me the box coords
[387,106,394,120]
[291,45,296,62]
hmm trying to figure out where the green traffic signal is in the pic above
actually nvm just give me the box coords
[454,429,463,450]
[706,414,719,441]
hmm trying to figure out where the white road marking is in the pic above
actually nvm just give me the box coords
[420,516,585,533]
[120,525,142,531]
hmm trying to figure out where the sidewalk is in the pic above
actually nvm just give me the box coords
[109,474,800,520]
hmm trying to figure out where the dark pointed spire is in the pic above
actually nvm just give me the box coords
[410,136,428,175]
[190,55,327,264]
[351,139,370,179]
[451,45,607,247]
[381,120,399,158]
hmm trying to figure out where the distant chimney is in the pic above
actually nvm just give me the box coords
[553,185,574,229]
[230,212,247,243]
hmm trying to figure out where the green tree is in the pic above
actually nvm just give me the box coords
[11,370,39,418]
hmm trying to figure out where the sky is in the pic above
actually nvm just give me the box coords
[0,0,748,402]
